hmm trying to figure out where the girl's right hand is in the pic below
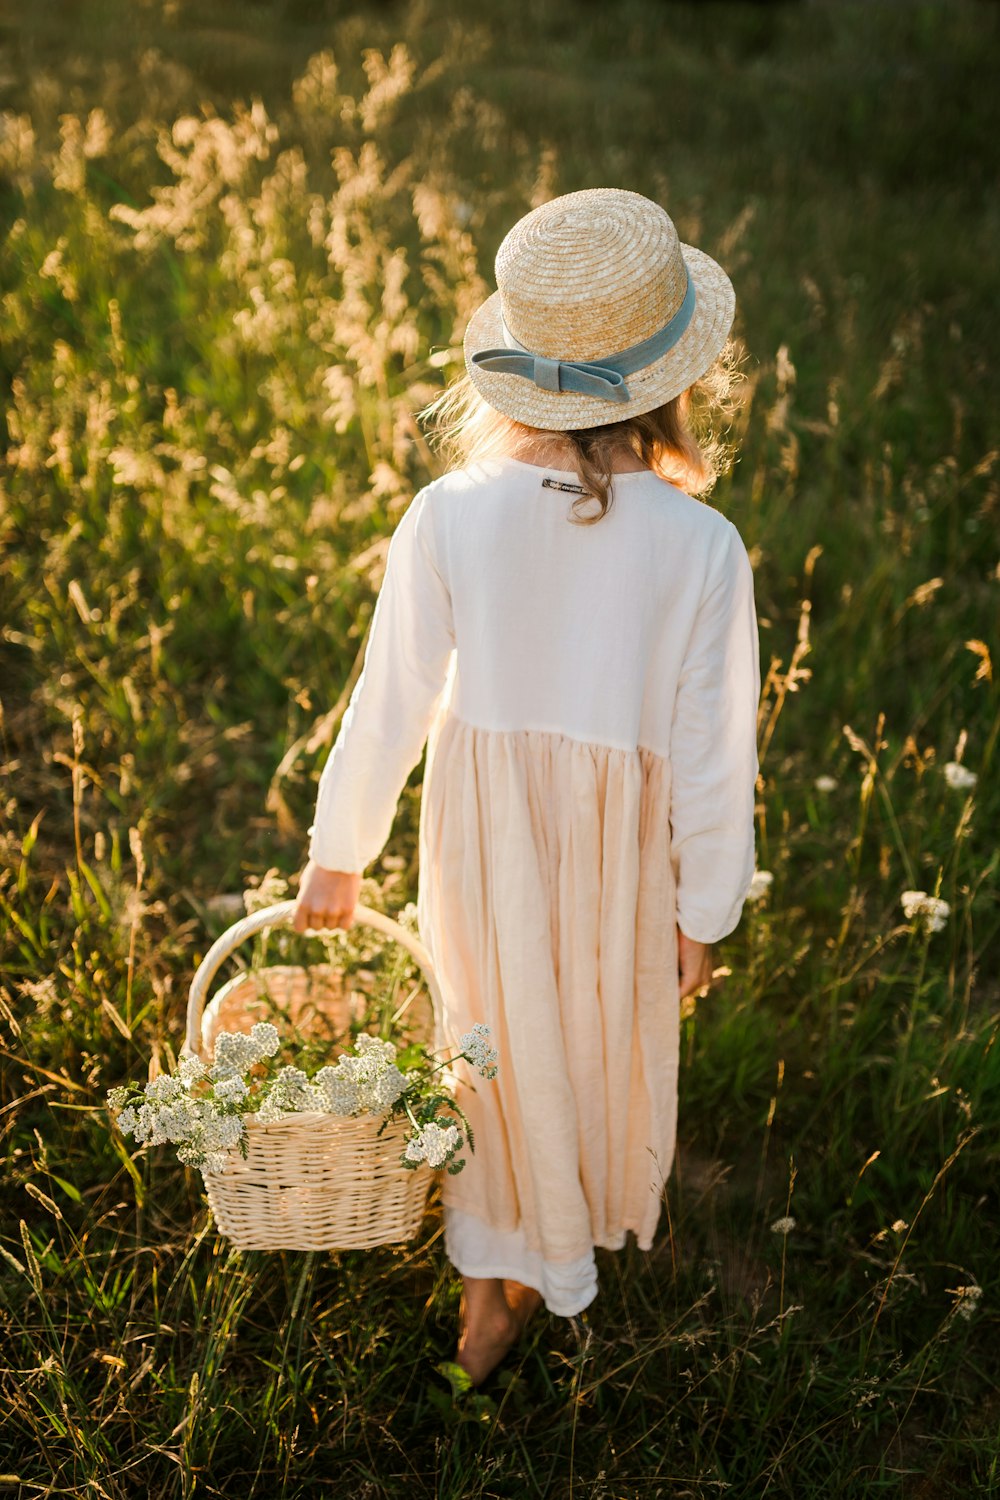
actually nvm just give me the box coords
[677,927,713,999]
[291,859,361,933]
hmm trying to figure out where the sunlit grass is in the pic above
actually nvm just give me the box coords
[1,2,998,1495]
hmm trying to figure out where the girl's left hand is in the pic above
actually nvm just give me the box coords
[291,860,361,933]
[677,927,714,999]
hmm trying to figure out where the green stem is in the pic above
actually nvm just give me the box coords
[421,1050,466,1079]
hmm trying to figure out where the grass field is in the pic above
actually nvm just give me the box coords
[1,1,998,1494]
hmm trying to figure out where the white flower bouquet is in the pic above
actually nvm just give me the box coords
[105,895,498,1251]
[106,1018,498,1179]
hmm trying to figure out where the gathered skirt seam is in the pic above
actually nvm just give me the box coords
[441,710,669,764]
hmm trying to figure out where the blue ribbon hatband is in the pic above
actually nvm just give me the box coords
[470,270,696,403]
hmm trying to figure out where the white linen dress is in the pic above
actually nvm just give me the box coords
[308,454,760,1315]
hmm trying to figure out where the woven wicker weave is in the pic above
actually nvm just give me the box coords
[181,899,445,1252]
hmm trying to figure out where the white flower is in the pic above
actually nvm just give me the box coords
[213,1075,249,1105]
[143,1074,187,1105]
[312,1064,361,1115]
[397,901,419,932]
[243,870,289,913]
[770,1216,796,1236]
[459,1022,498,1079]
[901,891,951,934]
[179,1055,210,1088]
[747,870,774,903]
[248,1021,280,1056]
[943,762,977,792]
[311,1034,408,1117]
[814,775,838,793]
[210,1022,280,1079]
[255,1098,287,1124]
[255,1065,315,1122]
[200,1152,233,1176]
[354,1033,397,1065]
[948,1282,983,1320]
[404,1121,462,1169]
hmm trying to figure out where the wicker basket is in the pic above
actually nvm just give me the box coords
[181,899,445,1253]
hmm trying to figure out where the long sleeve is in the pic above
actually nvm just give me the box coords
[308,484,455,873]
[668,520,760,944]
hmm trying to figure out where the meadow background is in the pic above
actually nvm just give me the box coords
[1,0,998,1494]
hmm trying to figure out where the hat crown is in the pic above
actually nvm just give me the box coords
[495,188,688,364]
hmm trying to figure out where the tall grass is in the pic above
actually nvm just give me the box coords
[1,2,998,1495]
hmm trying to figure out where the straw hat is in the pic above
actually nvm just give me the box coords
[464,187,735,431]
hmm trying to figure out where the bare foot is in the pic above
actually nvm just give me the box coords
[503,1279,544,1335]
[455,1293,520,1386]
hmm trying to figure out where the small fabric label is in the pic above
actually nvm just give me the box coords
[541,477,590,495]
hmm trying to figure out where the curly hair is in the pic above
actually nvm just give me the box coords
[419,340,746,524]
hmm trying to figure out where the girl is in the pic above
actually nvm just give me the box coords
[291,188,760,1385]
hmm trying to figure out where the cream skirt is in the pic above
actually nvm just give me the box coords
[417,710,680,1316]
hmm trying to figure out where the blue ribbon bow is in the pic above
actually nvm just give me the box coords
[470,271,696,403]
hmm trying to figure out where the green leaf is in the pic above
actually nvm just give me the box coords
[78,857,113,921]
[109,1136,144,1205]
[47,1174,83,1205]
[435,1359,473,1400]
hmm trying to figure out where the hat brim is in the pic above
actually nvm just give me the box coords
[463,244,735,431]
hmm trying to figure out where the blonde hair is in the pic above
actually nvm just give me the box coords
[419,340,745,524]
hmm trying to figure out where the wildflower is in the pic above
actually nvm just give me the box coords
[179,1055,209,1088]
[747,870,774,903]
[943,762,977,792]
[948,1283,983,1321]
[355,1034,396,1065]
[213,1075,250,1105]
[900,891,951,934]
[459,1022,498,1079]
[404,1121,462,1169]
[174,1110,244,1171]
[21,975,59,1009]
[770,1216,796,1236]
[143,1074,187,1106]
[200,1152,234,1176]
[111,1082,246,1174]
[243,870,289,914]
[256,1065,315,1123]
[210,1022,280,1079]
[312,1064,361,1115]
[312,1033,408,1116]
[814,775,838,793]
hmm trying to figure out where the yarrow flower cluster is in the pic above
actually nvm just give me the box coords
[105,1068,246,1175]
[106,1019,499,1180]
[943,761,977,792]
[770,1215,796,1236]
[256,1065,316,1123]
[747,870,774,903]
[900,890,951,934]
[459,1022,499,1079]
[311,1034,409,1117]
[211,1022,280,1078]
[948,1282,983,1321]
[403,1121,462,1169]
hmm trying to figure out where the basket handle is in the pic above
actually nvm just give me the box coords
[184,899,444,1057]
